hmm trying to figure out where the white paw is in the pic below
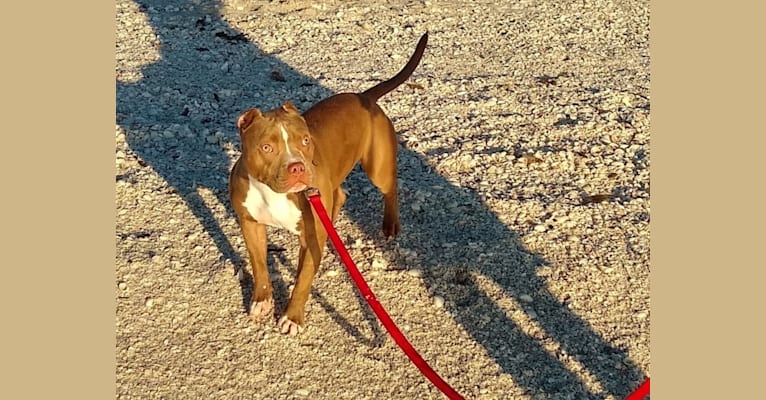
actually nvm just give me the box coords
[278,315,305,335]
[250,297,274,320]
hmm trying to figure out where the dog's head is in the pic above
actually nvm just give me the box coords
[237,102,315,193]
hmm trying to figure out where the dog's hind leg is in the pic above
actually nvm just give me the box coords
[331,186,347,222]
[361,116,401,238]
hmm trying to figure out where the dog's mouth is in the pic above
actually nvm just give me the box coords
[272,169,313,194]
[263,179,309,194]
[285,181,309,193]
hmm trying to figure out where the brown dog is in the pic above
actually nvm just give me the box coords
[228,33,428,335]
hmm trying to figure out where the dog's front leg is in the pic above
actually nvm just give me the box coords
[278,196,330,335]
[240,218,274,320]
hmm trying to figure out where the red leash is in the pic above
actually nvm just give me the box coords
[306,189,465,400]
[307,188,649,400]
[625,378,650,399]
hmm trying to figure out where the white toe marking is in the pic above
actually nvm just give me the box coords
[278,316,304,335]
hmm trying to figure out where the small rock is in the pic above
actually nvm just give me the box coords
[145,297,154,308]
[271,69,286,82]
[325,270,339,277]
[295,389,310,397]
[118,282,127,290]
[568,235,580,243]
[371,259,386,270]
[534,224,547,233]
[519,294,534,303]
[407,269,423,278]
[433,296,445,308]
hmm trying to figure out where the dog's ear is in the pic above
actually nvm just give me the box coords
[237,108,262,131]
[281,101,299,114]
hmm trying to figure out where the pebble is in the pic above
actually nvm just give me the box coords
[325,270,339,277]
[407,269,423,278]
[118,282,127,290]
[145,297,154,308]
[519,294,534,303]
[295,389,310,397]
[433,296,445,308]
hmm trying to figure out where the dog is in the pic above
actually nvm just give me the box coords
[228,33,428,335]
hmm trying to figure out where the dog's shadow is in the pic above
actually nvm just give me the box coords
[117,0,645,398]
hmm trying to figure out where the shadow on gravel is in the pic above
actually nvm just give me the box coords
[116,0,645,398]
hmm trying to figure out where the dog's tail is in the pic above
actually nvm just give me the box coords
[361,32,429,102]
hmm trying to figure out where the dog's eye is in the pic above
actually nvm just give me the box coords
[301,136,310,146]
[261,144,273,153]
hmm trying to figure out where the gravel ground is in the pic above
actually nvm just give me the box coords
[116,0,650,399]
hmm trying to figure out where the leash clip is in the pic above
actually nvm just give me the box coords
[304,187,320,199]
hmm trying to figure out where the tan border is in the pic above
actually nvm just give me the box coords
[2,2,115,398]
[649,2,662,397]
[652,1,765,398]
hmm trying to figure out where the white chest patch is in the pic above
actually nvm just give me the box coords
[242,176,302,234]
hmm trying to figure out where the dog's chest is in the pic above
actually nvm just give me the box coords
[242,177,302,234]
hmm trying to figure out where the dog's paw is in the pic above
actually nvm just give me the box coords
[277,315,305,335]
[250,297,274,320]
[382,220,401,238]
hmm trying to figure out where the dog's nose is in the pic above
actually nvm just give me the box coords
[287,162,306,176]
